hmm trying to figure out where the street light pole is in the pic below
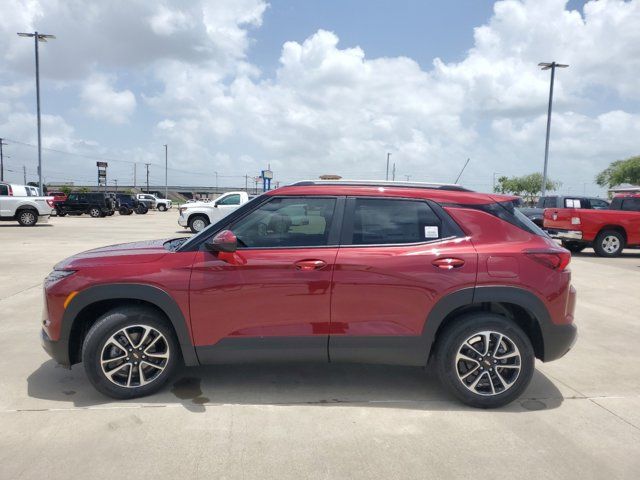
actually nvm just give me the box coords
[538,61,568,197]
[17,32,55,194]
[386,153,391,181]
[164,144,168,199]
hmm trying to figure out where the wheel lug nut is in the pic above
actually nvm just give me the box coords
[126,357,130,361]
[493,360,497,363]
[128,348,132,352]
[134,362,138,365]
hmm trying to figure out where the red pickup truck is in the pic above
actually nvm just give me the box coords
[544,193,640,257]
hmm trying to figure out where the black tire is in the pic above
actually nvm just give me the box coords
[82,306,180,399]
[135,204,149,214]
[17,209,38,226]
[89,207,102,218]
[107,210,115,216]
[561,241,586,253]
[119,206,131,215]
[56,208,67,217]
[158,204,167,212]
[188,214,209,233]
[434,314,535,409]
[593,230,625,257]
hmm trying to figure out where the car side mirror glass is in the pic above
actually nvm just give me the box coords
[206,230,237,253]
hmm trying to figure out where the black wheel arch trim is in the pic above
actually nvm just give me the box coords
[60,283,198,367]
[422,285,570,363]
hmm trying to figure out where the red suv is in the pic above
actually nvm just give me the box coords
[41,181,577,408]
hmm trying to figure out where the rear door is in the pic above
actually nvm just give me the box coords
[329,197,477,365]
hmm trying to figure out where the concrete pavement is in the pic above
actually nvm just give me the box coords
[1,212,639,479]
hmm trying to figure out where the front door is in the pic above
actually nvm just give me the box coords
[189,196,343,363]
[329,197,478,365]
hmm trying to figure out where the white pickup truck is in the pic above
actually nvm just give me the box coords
[178,191,254,233]
[0,182,55,226]
[136,193,172,211]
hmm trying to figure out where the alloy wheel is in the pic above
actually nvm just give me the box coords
[20,211,36,225]
[100,324,170,388]
[601,235,620,254]
[455,330,521,396]
[192,218,206,232]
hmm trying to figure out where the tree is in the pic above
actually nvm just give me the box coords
[596,155,640,188]
[60,186,72,195]
[494,172,560,204]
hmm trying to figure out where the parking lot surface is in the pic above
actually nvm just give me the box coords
[1,212,639,479]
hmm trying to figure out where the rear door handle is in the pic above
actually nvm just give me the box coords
[432,258,465,270]
[295,260,327,271]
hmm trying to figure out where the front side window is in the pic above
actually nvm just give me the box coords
[217,194,241,206]
[68,194,78,201]
[229,197,336,248]
[350,198,442,245]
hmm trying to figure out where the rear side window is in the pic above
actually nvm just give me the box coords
[564,198,582,208]
[350,198,443,245]
[0,184,8,196]
[479,201,548,237]
[543,197,557,208]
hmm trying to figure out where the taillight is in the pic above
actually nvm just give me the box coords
[8,185,13,196]
[47,199,55,208]
[525,250,571,271]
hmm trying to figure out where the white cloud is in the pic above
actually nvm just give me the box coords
[80,74,136,124]
[1,0,639,194]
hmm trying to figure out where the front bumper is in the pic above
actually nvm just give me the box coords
[178,214,188,227]
[41,329,70,368]
[549,229,583,241]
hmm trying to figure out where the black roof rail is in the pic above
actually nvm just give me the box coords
[289,180,472,192]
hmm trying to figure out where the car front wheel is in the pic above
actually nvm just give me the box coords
[158,204,167,212]
[435,314,534,408]
[82,306,179,399]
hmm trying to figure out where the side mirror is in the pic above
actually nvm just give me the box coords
[206,230,237,253]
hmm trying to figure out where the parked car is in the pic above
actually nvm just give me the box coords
[0,182,55,226]
[115,193,148,215]
[41,180,577,408]
[520,195,609,228]
[178,191,254,233]
[136,193,172,211]
[543,193,640,256]
[55,192,115,218]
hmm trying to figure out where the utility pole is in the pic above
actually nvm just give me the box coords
[392,163,396,181]
[538,61,568,197]
[0,138,6,181]
[113,179,118,193]
[133,163,137,188]
[23,166,27,184]
[245,174,248,192]
[17,32,56,194]
[386,153,391,181]
[164,144,168,199]
[214,171,218,193]
[144,163,151,193]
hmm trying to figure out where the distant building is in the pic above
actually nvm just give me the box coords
[319,174,342,180]
[609,183,640,196]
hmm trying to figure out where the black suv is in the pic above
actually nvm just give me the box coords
[56,193,115,218]
[115,194,148,215]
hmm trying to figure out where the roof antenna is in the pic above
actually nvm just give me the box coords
[454,158,470,184]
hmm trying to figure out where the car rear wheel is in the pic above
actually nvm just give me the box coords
[82,306,179,399]
[435,314,534,408]
[561,241,585,253]
[17,209,38,226]
[89,207,101,218]
[188,214,209,233]
[593,230,624,257]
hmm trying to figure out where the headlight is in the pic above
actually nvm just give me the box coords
[179,207,187,214]
[44,269,76,287]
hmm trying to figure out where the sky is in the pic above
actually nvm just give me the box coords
[0,0,639,195]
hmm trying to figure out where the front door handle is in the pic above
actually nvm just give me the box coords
[295,260,327,271]
[432,258,465,270]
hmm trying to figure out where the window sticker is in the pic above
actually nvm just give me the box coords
[424,226,439,238]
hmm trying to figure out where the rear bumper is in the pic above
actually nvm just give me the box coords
[41,329,70,367]
[549,229,583,241]
[542,323,577,362]
[38,214,51,224]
